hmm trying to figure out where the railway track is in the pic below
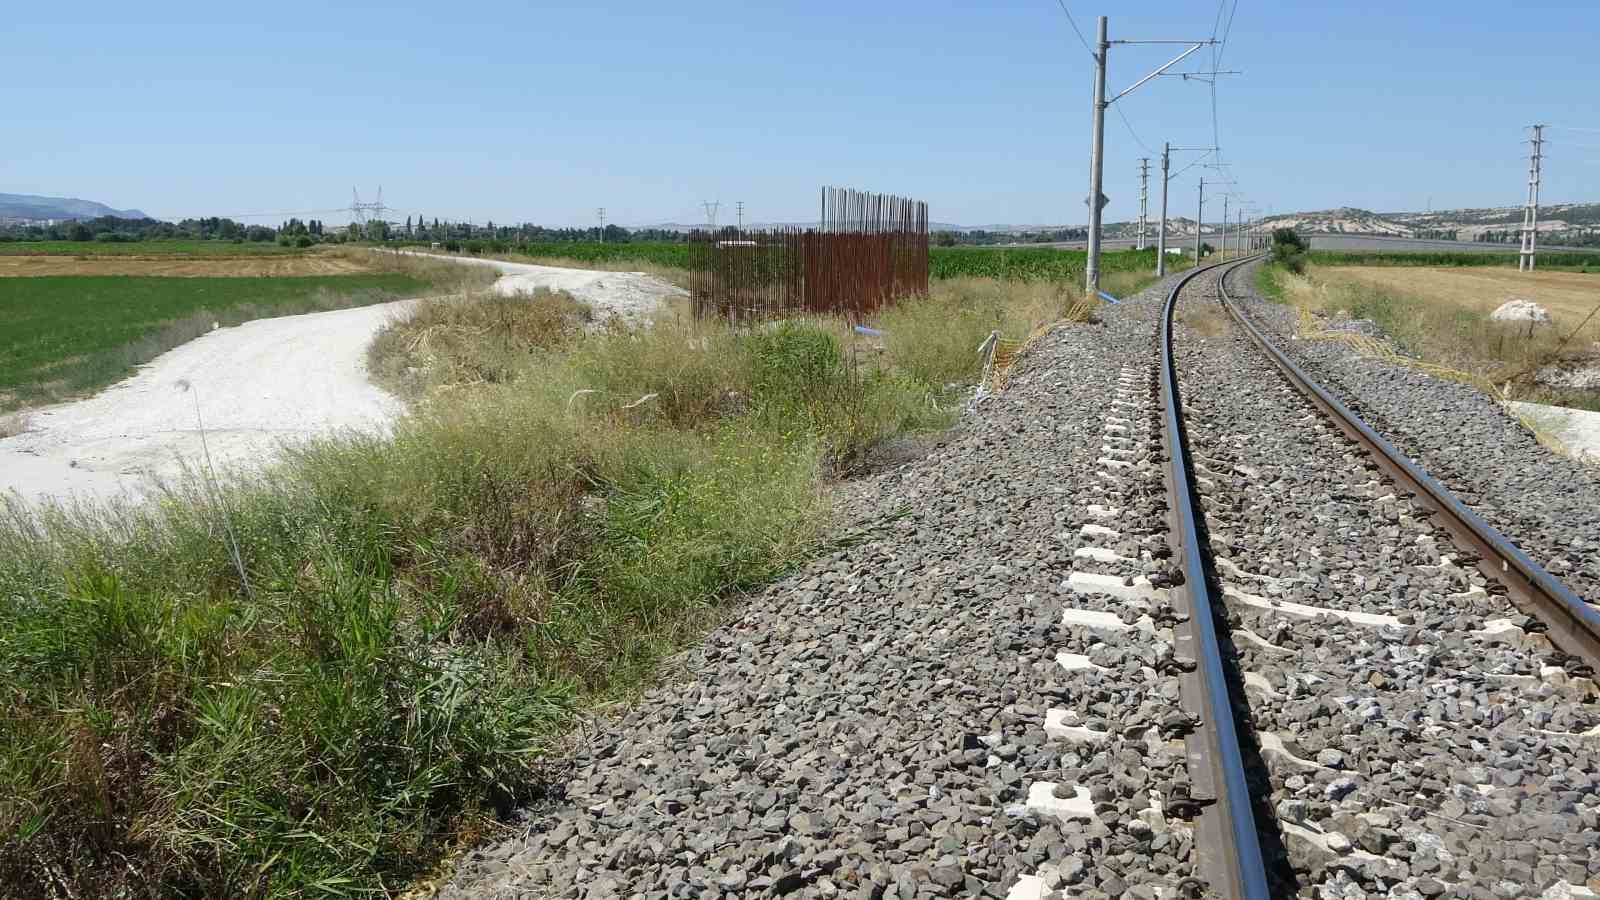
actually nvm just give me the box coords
[1156,257,1600,899]
[434,256,1599,900]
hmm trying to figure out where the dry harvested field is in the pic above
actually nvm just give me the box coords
[0,250,374,277]
[1327,265,1600,338]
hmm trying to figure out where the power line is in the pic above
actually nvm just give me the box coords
[1216,0,1241,67]
[1116,105,1153,154]
[1053,0,1096,58]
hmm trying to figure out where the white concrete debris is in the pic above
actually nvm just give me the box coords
[1025,782,1097,822]
[1489,298,1552,325]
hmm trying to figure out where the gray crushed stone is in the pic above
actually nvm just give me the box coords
[1225,260,1600,606]
[431,273,1212,900]
[1174,265,1600,899]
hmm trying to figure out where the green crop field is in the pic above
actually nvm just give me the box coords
[480,241,1174,283]
[515,240,694,268]
[0,240,305,256]
[0,274,428,411]
[929,246,1171,281]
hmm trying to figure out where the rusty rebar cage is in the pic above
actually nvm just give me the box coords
[690,187,929,322]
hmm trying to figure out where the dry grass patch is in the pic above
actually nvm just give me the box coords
[368,288,592,397]
[1328,266,1600,344]
[0,250,376,278]
[1179,298,1231,338]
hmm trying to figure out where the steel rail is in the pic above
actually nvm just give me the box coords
[1157,258,1273,900]
[1212,259,1600,670]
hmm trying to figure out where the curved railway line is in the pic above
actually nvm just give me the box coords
[432,254,1600,900]
[1156,257,1600,899]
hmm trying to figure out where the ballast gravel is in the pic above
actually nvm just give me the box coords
[432,274,1214,900]
[1225,260,1600,606]
[1174,265,1600,899]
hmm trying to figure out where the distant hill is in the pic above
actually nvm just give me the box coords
[0,192,150,222]
[1259,202,1600,240]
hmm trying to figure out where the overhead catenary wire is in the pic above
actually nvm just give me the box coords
[1054,0,1097,58]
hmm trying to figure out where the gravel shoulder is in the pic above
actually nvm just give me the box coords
[0,258,683,507]
[1225,260,1600,606]
[1172,275,1600,897]
[431,274,1215,899]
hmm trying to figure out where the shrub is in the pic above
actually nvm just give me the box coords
[748,321,844,408]
[1271,228,1307,273]
[1271,228,1307,253]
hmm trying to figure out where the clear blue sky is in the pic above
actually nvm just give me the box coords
[6,1,1595,228]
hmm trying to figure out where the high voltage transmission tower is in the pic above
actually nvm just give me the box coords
[703,201,720,230]
[1519,124,1546,271]
[1137,158,1150,250]
[349,187,390,225]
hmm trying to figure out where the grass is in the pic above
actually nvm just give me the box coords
[0,273,1065,898]
[1255,262,1289,302]
[0,240,308,257]
[929,246,1182,282]
[1259,261,1600,405]
[405,240,1188,290]
[1304,249,1600,270]
[0,253,491,412]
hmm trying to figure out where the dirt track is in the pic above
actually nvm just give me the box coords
[0,256,684,506]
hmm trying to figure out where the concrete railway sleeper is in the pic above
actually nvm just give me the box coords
[1160,258,1600,899]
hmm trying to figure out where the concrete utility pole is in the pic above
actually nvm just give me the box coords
[596,208,606,242]
[1221,194,1229,259]
[1081,18,1213,295]
[1137,158,1150,250]
[737,201,745,231]
[1519,124,1546,271]
[1195,178,1206,261]
[1157,145,1170,276]
[1156,143,1216,277]
[1085,16,1109,295]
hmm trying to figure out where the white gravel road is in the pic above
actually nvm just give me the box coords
[416,252,685,320]
[0,257,683,507]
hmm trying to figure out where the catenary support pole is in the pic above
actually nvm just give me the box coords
[1195,178,1205,261]
[1084,16,1109,295]
[1157,143,1170,276]
[1221,194,1229,259]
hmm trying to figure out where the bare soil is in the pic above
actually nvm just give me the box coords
[0,252,374,277]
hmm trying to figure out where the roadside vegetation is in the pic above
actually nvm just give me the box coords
[400,239,1191,292]
[0,240,307,256]
[0,250,1121,897]
[0,252,489,413]
[1257,231,1600,410]
[1303,248,1600,270]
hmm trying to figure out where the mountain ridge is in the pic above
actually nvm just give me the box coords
[0,192,150,222]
